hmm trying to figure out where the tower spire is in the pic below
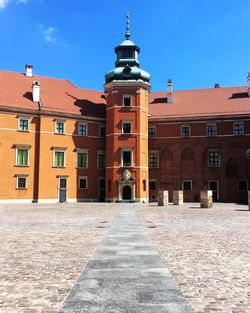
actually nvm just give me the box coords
[125,11,131,40]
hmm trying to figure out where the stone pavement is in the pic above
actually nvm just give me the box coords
[137,203,250,313]
[59,205,193,313]
[0,203,117,313]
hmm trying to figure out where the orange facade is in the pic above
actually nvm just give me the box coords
[1,21,250,203]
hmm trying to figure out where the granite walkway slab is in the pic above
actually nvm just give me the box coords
[59,205,194,313]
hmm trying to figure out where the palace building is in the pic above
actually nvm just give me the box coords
[0,16,250,204]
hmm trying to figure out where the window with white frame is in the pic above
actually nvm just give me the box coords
[181,124,190,137]
[16,175,28,189]
[53,149,66,167]
[123,96,132,107]
[79,176,88,189]
[182,180,192,191]
[98,152,106,169]
[55,120,65,134]
[149,152,158,168]
[77,150,88,168]
[122,121,132,134]
[207,123,217,136]
[208,150,220,167]
[18,117,29,131]
[99,126,106,137]
[78,123,87,136]
[233,122,244,135]
[148,127,156,138]
[16,146,30,166]
[121,149,133,167]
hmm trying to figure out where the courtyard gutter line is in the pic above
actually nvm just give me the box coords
[59,205,194,313]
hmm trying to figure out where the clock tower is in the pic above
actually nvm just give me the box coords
[104,14,151,202]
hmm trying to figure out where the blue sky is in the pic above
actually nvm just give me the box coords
[1,0,250,91]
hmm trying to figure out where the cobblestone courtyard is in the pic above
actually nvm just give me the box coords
[0,202,250,312]
[137,203,250,313]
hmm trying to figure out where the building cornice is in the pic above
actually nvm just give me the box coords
[104,80,151,91]
[0,105,106,122]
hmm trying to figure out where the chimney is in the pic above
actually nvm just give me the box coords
[25,64,33,77]
[32,81,40,102]
[214,83,220,88]
[247,73,250,97]
[167,79,173,103]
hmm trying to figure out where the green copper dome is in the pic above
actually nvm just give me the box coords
[105,13,150,84]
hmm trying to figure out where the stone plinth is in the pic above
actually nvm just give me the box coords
[248,191,250,210]
[173,190,183,205]
[200,190,213,208]
[158,190,168,206]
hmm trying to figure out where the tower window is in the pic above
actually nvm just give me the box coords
[123,96,131,107]
[121,149,132,167]
[122,50,134,58]
[122,121,132,134]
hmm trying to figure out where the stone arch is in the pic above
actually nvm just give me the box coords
[225,159,238,177]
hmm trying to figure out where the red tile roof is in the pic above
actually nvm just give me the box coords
[0,70,106,118]
[149,87,250,119]
[1,70,250,119]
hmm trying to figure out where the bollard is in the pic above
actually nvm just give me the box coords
[158,190,168,206]
[173,190,184,205]
[200,190,213,208]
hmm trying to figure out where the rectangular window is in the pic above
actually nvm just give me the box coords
[181,125,190,137]
[207,123,217,136]
[17,149,29,166]
[79,177,88,189]
[16,176,27,189]
[148,127,156,138]
[54,151,65,167]
[55,121,65,134]
[208,151,220,167]
[123,96,131,107]
[183,180,192,191]
[99,127,106,137]
[98,154,106,169]
[149,153,158,168]
[238,180,248,191]
[122,50,134,58]
[122,150,132,167]
[19,119,29,131]
[149,180,156,191]
[122,122,132,134]
[77,152,87,168]
[233,122,244,135]
[78,123,87,136]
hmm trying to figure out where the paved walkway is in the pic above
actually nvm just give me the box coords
[59,206,193,313]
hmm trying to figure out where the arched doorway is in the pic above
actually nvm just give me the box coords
[122,185,132,200]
